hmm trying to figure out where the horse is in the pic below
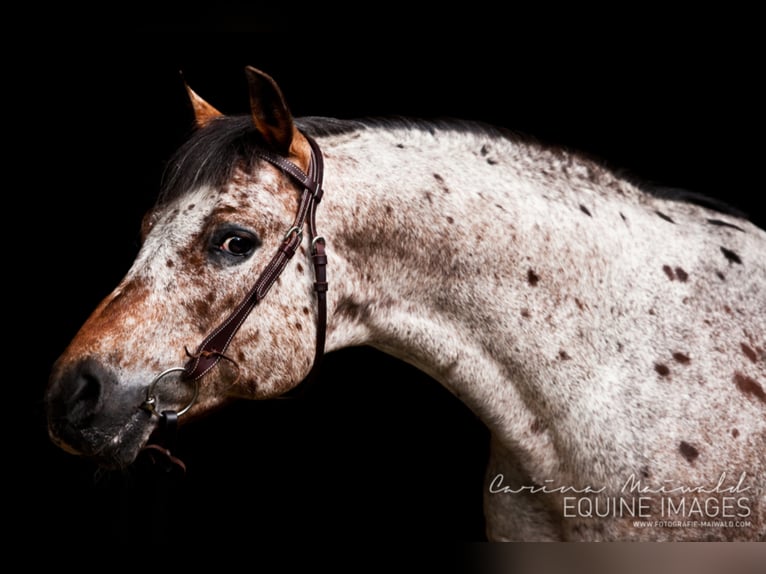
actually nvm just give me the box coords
[45,66,765,541]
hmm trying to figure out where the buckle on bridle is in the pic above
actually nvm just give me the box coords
[311,235,325,253]
[283,226,303,242]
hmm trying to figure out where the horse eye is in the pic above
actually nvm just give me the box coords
[218,231,259,257]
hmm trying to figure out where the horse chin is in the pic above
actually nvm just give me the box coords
[50,410,158,470]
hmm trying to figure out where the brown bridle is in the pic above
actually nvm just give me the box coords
[183,133,327,383]
[141,132,326,469]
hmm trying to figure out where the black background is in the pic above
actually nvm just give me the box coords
[17,7,762,550]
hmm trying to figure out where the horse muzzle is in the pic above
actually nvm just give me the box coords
[45,357,158,468]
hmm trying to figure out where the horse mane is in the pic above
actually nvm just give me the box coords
[157,115,504,205]
[158,115,752,225]
[636,185,750,221]
[296,115,517,140]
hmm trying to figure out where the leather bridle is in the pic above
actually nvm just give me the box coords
[140,132,327,468]
[184,133,327,383]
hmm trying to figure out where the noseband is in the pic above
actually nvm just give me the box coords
[140,133,327,468]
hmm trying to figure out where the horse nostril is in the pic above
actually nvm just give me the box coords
[69,371,102,419]
[46,357,131,460]
[47,358,114,427]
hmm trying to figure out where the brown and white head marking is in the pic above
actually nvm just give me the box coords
[45,67,320,467]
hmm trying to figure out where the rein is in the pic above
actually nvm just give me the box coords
[140,133,327,471]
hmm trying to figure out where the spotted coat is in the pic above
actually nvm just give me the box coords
[46,69,765,541]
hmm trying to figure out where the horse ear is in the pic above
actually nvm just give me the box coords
[244,66,309,166]
[184,81,223,127]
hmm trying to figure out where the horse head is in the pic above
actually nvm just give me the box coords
[45,67,324,468]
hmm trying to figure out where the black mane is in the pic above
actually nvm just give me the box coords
[158,115,374,205]
[159,115,752,225]
[637,185,750,221]
[158,116,268,205]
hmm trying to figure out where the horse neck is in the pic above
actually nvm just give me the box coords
[315,123,635,421]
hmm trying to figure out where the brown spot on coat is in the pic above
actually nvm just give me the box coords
[720,246,742,265]
[527,269,540,286]
[655,211,675,223]
[335,296,375,323]
[733,372,766,403]
[679,441,699,464]
[558,350,572,361]
[193,298,211,319]
[433,173,450,193]
[707,219,745,232]
[731,428,740,439]
[655,363,670,377]
[741,343,758,363]
[672,352,691,365]
[661,265,689,282]
[531,418,547,434]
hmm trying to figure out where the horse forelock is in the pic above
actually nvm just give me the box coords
[158,116,270,206]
